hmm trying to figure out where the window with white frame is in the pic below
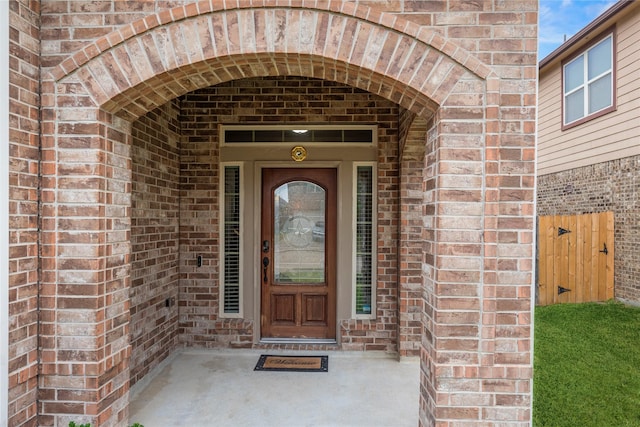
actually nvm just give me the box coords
[563,31,615,127]
[221,164,242,316]
[354,164,376,317]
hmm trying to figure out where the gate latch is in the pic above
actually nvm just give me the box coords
[599,243,608,255]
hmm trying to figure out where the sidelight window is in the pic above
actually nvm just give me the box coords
[221,164,242,317]
[354,163,376,317]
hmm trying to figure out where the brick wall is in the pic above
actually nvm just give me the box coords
[178,76,400,352]
[537,155,640,303]
[26,1,537,425]
[37,112,133,426]
[391,1,537,423]
[38,1,538,83]
[39,1,187,68]
[398,115,429,357]
[381,0,538,78]
[130,101,181,387]
[8,1,40,426]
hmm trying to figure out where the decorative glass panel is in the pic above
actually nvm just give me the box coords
[274,181,325,284]
[223,166,240,314]
[355,166,373,315]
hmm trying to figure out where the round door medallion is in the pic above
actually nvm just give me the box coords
[291,145,307,162]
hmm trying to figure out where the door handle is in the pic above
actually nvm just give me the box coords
[262,257,269,283]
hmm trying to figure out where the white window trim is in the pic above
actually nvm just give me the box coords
[220,124,377,148]
[562,32,614,127]
[352,162,377,320]
[219,162,243,318]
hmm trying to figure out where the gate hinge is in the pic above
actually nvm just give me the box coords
[557,286,571,295]
[599,243,608,255]
[558,227,571,236]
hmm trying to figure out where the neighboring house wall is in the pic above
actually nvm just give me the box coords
[538,2,640,303]
[538,156,640,302]
[8,1,40,426]
[538,3,640,175]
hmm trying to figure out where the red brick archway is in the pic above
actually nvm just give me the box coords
[47,1,492,119]
[39,1,532,426]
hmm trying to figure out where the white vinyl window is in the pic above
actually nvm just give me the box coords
[353,163,376,318]
[563,33,614,127]
[220,164,242,317]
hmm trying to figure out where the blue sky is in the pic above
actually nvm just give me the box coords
[538,0,618,59]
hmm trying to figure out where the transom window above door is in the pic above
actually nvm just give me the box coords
[221,125,376,146]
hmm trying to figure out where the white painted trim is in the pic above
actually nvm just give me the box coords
[1,3,11,424]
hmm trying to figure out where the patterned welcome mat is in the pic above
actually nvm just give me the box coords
[254,354,329,372]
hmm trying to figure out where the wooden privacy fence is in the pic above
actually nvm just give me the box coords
[537,212,614,306]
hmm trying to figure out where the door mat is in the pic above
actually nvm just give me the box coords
[254,355,328,372]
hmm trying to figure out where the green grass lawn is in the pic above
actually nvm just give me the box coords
[534,301,640,426]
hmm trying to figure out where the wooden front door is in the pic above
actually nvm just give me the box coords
[261,168,337,340]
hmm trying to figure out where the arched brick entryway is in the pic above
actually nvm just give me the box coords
[39,1,533,426]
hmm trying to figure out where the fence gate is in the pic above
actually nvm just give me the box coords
[537,212,614,306]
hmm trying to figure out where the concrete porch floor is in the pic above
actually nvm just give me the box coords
[129,349,420,427]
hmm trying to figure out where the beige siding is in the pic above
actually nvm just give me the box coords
[538,5,640,175]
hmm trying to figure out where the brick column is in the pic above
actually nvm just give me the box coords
[39,87,132,425]
[399,112,429,358]
[419,73,534,426]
